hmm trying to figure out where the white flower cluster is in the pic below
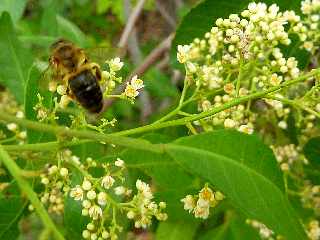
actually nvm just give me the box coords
[307,220,320,240]
[246,219,275,239]
[177,2,306,90]
[181,185,224,219]
[271,144,307,171]
[176,1,320,135]
[36,164,71,215]
[101,57,124,96]
[296,0,320,53]
[126,179,167,228]
[102,57,144,100]
[301,184,320,216]
[5,111,27,142]
[69,156,167,239]
[69,158,128,239]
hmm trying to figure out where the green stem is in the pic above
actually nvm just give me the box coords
[1,69,320,153]
[3,139,91,152]
[265,95,320,119]
[0,146,65,240]
[114,69,320,136]
[0,114,164,154]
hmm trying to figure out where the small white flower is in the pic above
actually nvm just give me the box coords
[194,205,210,219]
[71,155,80,165]
[238,124,254,134]
[57,85,67,95]
[41,177,49,185]
[130,75,144,90]
[124,84,139,98]
[70,185,84,201]
[6,123,17,132]
[278,120,288,129]
[82,179,92,191]
[177,45,191,63]
[109,57,124,72]
[101,175,115,189]
[59,95,71,108]
[82,230,90,239]
[89,205,102,220]
[48,165,58,175]
[15,111,24,119]
[59,167,68,177]
[181,195,195,212]
[87,190,97,200]
[82,200,91,209]
[114,186,126,195]
[87,222,95,231]
[199,186,215,202]
[224,118,236,128]
[127,210,135,219]
[18,131,27,139]
[196,198,210,208]
[115,158,125,167]
[102,231,110,239]
[97,192,107,206]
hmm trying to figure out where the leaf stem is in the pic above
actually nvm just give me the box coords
[0,146,65,240]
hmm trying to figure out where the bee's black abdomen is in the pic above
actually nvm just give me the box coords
[69,70,103,113]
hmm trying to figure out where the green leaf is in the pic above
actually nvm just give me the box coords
[303,137,320,169]
[24,65,54,143]
[97,0,112,14]
[156,220,199,240]
[0,12,33,104]
[0,183,26,239]
[0,0,27,23]
[166,130,307,240]
[41,0,59,37]
[199,213,260,240]
[57,15,88,47]
[170,0,304,69]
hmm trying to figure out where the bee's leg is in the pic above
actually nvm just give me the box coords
[66,86,75,99]
[89,63,102,81]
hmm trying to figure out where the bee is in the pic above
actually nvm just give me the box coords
[49,39,104,113]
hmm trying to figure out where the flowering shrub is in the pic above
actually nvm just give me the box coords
[0,0,320,240]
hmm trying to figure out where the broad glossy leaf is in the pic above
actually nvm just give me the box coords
[0,183,26,239]
[0,0,27,23]
[156,220,199,240]
[25,65,55,143]
[303,137,320,169]
[0,12,33,104]
[57,15,88,47]
[166,130,306,240]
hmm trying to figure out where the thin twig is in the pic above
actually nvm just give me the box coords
[155,0,176,29]
[118,0,146,49]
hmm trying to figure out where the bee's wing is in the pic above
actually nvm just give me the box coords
[35,61,56,91]
[84,46,125,67]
